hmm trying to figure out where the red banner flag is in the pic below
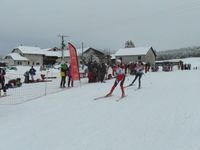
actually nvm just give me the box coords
[68,42,80,81]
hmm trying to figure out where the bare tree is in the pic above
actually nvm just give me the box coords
[125,40,135,48]
[83,51,99,63]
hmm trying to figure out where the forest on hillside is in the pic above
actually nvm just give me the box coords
[156,46,200,60]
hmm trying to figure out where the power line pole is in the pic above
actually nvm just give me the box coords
[81,42,84,68]
[58,34,69,63]
[81,42,84,59]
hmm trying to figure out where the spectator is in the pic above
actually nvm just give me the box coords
[99,63,107,83]
[29,66,36,82]
[0,67,6,96]
[67,64,73,87]
[60,63,69,88]
[24,71,30,83]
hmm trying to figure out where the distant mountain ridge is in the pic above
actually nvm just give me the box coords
[157,46,200,60]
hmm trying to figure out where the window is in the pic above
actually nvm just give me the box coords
[17,61,22,65]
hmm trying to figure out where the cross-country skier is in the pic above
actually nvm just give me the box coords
[127,61,144,89]
[106,59,126,97]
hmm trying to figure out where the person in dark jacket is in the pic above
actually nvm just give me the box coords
[60,63,69,88]
[0,67,6,96]
[24,71,30,83]
[29,66,36,82]
[87,61,93,83]
[67,64,73,87]
[99,63,107,83]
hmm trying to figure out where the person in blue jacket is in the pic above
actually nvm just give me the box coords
[29,66,36,82]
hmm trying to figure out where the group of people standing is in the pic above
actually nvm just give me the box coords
[87,61,107,83]
[24,66,37,83]
[60,63,73,88]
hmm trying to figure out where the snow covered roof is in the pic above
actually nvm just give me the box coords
[12,46,91,57]
[59,48,92,57]
[13,46,45,55]
[115,47,153,56]
[41,48,61,57]
[155,59,181,63]
[76,47,90,56]
[8,53,28,61]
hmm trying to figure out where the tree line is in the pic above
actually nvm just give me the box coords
[156,46,200,60]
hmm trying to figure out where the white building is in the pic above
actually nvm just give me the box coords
[114,46,156,64]
[4,53,28,66]
[4,46,53,66]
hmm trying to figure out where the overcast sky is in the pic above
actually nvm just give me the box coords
[1,0,200,55]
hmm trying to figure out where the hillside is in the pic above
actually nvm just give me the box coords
[157,46,200,60]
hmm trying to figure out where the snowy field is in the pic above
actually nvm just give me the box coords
[0,57,200,150]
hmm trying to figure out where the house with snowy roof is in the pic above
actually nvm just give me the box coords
[114,46,156,64]
[59,47,105,64]
[4,46,106,66]
[4,53,29,66]
[4,46,56,66]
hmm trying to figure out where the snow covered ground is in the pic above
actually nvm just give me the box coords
[0,57,200,150]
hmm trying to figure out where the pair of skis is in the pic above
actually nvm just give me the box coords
[124,84,134,88]
[94,83,138,101]
[94,85,132,101]
[94,95,126,102]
